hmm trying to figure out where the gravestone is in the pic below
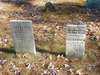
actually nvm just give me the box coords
[65,24,86,58]
[10,20,36,54]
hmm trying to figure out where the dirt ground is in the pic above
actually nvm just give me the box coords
[0,1,100,75]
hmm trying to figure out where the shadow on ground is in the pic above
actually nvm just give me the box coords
[0,48,15,54]
[0,47,65,56]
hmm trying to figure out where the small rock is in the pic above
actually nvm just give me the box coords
[12,65,19,71]
[0,65,3,70]
[61,55,64,59]
[2,60,7,64]
[57,55,60,59]
[65,58,69,62]
[0,51,3,54]
[0,59,7,65]
[76,69,85,75]
[49,55,53,60]
[48,62,55,70]
[41,70,48,75]
[64,64,70,69]
[14,70,20,75]
[69,68,76,75]
[26,63,32,70]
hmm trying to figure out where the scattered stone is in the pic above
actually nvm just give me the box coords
[76,69,85,75]
[0,59,7,65]
[26,63,33,70]
[49,55,53,60]
[64,64,70,69]
[14,70,20,75]
[57,55,60,59]
[41,70,49,75]
[48,62,55,70]
[68,68,76,75]
[65,58,69,62]
[0,65,3,70]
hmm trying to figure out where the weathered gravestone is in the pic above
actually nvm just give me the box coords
[65,24,86,58]
[10,20,36,54]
